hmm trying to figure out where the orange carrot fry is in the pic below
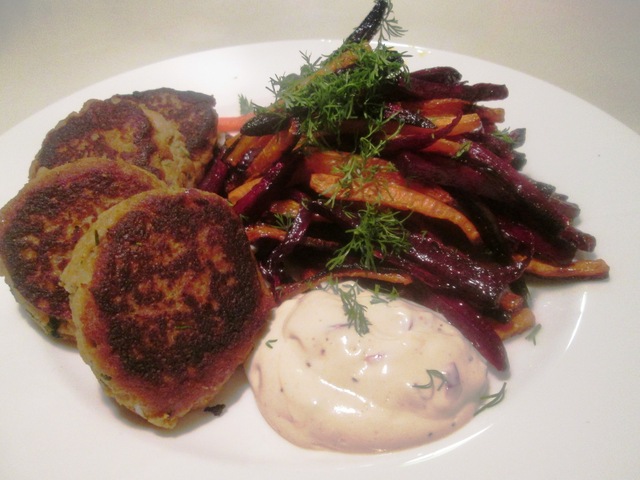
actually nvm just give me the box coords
[493,308,536,340]
[475,106,505,124]
[226,134,272,167]
[401,98,469,116]
[525,258,610,279]
[245,223,287,243]
[423,138,465,156]
[217,113,255,133]
[499,291,526,313]
[405,180,456,205]
[268,199,303,218]
[430,114,482,136]
[308,173,481,244]
[246,126,299,178]
[303,150,404,184]
[228,177,262,204]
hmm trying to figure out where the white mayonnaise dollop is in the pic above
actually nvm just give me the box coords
[245,282,489,453]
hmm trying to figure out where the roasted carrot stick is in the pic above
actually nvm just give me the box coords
[217,113,255,133]
[524,257,610,279]
[308,172,482,243]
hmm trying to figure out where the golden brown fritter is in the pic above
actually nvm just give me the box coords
[0,158,166,340]
[61,188,274,428]
[117,87,218,181]
[29,89,218,187]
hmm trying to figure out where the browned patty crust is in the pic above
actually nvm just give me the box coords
[30,98,158,177]
[0,158,165,339]
[30,89,218,187]
[62,188,274,428]
[117,88,218,168]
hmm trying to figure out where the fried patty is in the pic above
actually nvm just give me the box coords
[0,158,166,340]
[61,188,274,428]
[117,88,218,177]
[30,88,217,187]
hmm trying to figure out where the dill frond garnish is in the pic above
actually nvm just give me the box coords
[413,369,449,391]
[525,323,542,345]
[267,42,408,151]
[370,283,399,304]
[271,212,294,231]
[327,280,370,336]
[327,203,410,271]
[475,382,507,416]
[238,94,254,115]
[378,1,407,42]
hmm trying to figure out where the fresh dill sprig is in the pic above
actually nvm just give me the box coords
[266,42,408,152]
[525,323,542,345]
[370,283,399,304]
[328,280,370,336]
[327,203,410,271]
[378,1,407,42]
[357,113,403,160]
[453,140,472,159]
[325,151,398,207]
[475,382,507,416]
[492,127,516,145]
[238,94,254,115]
[271,212,294,231]
[413,369,448,391]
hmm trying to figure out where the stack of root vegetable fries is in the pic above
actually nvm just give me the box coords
[198,0,609,372]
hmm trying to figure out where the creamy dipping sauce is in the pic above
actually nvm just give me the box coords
[245,282,489,453]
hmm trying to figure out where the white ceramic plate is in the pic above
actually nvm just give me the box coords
[0,40,638,480]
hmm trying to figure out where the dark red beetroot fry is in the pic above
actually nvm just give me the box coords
[383,113,462,153]
[412,286,509,372]
[465,142,566,226]
[393,151,514,202]
[396,232,528,311]
[454,195,531,300]
[398,76,509,102]
[548,194,581,220]
[305,195,526,310]
[497,216,577,266]
[395,152,582,250]
[303,195,358,231]
[344,0,389,44]
[454,194,521,264]
[264,206,313,286]
[384,103,436,129]
[466,143,597,252]
[197,154,229,194]
[466,130,525,168]
[240,112,290,136]
[232,153,299,220]
[197,136,241,194]
[409,66,463,85]
[452,139,580,220]
[559,226,596,252]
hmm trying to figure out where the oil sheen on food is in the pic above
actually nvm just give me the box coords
[245,282,489,453]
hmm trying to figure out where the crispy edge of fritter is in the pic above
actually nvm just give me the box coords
[61,188,274,428]
[0,158,167,341]
[30,90,218,188]
[28,98,158,180]
[119,88,219,180]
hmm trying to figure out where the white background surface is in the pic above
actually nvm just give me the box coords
[1,0,639,135]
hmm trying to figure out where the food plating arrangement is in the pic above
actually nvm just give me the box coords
[0,0,609,454]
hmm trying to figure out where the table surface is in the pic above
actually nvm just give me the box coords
[1,0,639,137]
